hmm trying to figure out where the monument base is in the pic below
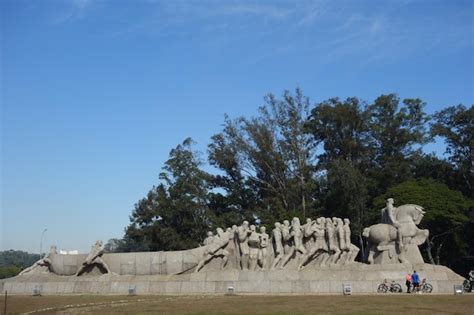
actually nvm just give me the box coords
[1,263,464,295]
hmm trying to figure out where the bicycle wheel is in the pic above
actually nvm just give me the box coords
[422,283,433,293]
[377,284,388,293]
[392,283,402,293]
[463,280,470,292]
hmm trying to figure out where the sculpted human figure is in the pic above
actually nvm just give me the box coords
[381,198,403,249]
[195,227,231,272]
[364,200,427,264]
[19,245,57,275]
[280,217,307,268]
[236,221,251,270]
[281,220,292,255]
[271,222,284,269]
[333,218,345,264]
[258,226,269,269]
[292,217,307,255]
[247,225,261,271]
[303,218,315,250]
[325,218,341,265]
[203,231,215,246]
[343,218,359,263]
[76,240,113,276]
[297,218,326,269]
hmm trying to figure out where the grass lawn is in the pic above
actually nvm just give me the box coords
[1,294,473,314]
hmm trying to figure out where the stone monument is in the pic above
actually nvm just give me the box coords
[363,198,429,264]
[2,199,464,295]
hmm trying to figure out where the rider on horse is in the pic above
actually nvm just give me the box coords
[381,198,403,249]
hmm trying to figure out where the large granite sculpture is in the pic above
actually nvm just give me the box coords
[194,215,359,272]
[363,198,429,264]
[6,199,465,295]
[18,245,57,275]
[76,240,113,276]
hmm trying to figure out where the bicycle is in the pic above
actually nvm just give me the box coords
[377,280,402,293]
[411,278,433,293]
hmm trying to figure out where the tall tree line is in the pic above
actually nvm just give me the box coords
[118,89,473,275]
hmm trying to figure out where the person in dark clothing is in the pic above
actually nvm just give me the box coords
[405,273,412,293]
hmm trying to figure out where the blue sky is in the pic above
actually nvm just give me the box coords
[1,0,473,253]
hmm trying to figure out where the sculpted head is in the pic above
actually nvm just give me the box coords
[292,217,301,226]
[260,226,266,233]
[316,217,323,225]
[242,221,249,228]
[283,220,290,227]
[216,227,224,235]
[387,198,394,205]
[49,245,57,254]
[207,231,214,237]
[274,222,281,228]
[306,218,312,224]
[250,225,256,232]
[344,218,350,225]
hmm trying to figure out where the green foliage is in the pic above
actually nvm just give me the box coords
[208,89,318,223]
[431,104,473,197]
[0,250,39,268]
[0,265,22,279]
[0,250,40,279]
[371,179,472,266]
[121,138,214,251]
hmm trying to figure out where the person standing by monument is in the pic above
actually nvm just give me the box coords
[411,270,420,292]
[405,273,412,293]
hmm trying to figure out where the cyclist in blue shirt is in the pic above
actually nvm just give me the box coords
[411,270,420,292]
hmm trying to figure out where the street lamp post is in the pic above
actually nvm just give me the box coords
[39,228,47,259]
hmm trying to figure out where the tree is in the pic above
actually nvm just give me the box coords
[305,97,372,170]
[208,89,317,223]
[323,159,369,256]
[367,95,430,195]
[371,179,472,267]
[431,104,474,196]
[121,138,213,251]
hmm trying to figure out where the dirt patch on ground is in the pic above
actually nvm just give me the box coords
[1,294,473,314]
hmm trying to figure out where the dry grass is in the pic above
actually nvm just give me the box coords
[1,294,473,314]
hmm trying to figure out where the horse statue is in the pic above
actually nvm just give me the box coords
[363,202,429,264]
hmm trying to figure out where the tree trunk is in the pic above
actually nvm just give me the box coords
[301,182,306,218]
[435,240,445,265]
[425,238,436,265]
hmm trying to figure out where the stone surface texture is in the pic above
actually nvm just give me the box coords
[1,263,464,295]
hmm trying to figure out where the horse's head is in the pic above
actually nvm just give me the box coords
[396,204,425,225]
[412,206,425,225]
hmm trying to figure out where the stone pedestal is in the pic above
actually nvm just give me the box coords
[2,263,464,295]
